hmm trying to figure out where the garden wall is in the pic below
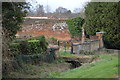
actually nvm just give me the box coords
[73,40,100,54]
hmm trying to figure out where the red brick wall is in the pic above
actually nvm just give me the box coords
[90,36,99,40]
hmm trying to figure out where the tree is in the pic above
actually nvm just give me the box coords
[45,5,51,13]
[2,2,29,74]
[36,4,44,16]
[2,2,29,49]
[73,8,81,13]
[66,10,71,14]
[56,7,68,13]
[2,2,29,39]
[66,17,85,39]
[85,2,120,49]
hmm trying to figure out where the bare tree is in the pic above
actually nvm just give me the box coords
[36,4,45,16]
[27,9,36,16]
[66,10,71,14]
[73,8,81,13]
[79,8,85,18]
[55,7,68,13]
[45,5,51,13]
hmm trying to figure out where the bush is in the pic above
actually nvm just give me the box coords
[38,35,48,54]
[29,35,45,40]
[19,41,29,55]
[51,37,57,42]
[10,35,48,55]
[12,39,28,43]
[46,37,58,45]
[46,48,55,63]
[9,43,20,56]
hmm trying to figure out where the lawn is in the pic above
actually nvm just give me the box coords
[49,54,119,78]
[58,51,89,57]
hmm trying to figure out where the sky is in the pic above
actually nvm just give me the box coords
[27,0,91,13]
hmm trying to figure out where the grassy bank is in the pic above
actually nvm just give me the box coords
[49,54,118,78]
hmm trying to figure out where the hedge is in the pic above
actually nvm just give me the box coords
[9,35,48,55]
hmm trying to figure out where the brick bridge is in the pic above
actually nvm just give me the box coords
[60,56,95,68]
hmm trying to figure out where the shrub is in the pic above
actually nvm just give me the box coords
[19,41,29,55]
[10,35,48,55]
[46,48,55,63]
[29,35,45,40]
[12,39,28,43]
[51,37,57,42]
[9,43,20,56]
[50,37,58,44]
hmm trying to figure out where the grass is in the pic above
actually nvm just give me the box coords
[58,51,92,57]
[49,54,118,78]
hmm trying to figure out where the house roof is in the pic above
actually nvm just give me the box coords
[24,17,48,19]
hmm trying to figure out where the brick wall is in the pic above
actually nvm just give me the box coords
[90,36,99,40]
[73,40,100,54]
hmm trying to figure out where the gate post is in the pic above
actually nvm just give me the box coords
[57,40,59,46]
[64,42,66,53]
[70,41,73,54]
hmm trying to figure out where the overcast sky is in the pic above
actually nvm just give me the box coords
[27,0,91,12]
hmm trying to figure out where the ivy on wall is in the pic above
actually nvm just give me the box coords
[66,17,85,39]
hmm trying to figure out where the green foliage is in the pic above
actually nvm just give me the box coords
[66,17,85,38]
[10,35,48,55]
[15,54,46,65]
[9,43,20,55]
[12,39,28,43]
[29,36,43,40]
[50,37,57,42]
[46,48,55,63]
[38,35,48,54]
[30,36,58,44]
[85,2,120,49]
[49,37,58,44]
[19,41,29,55]
[2,2,29,39]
